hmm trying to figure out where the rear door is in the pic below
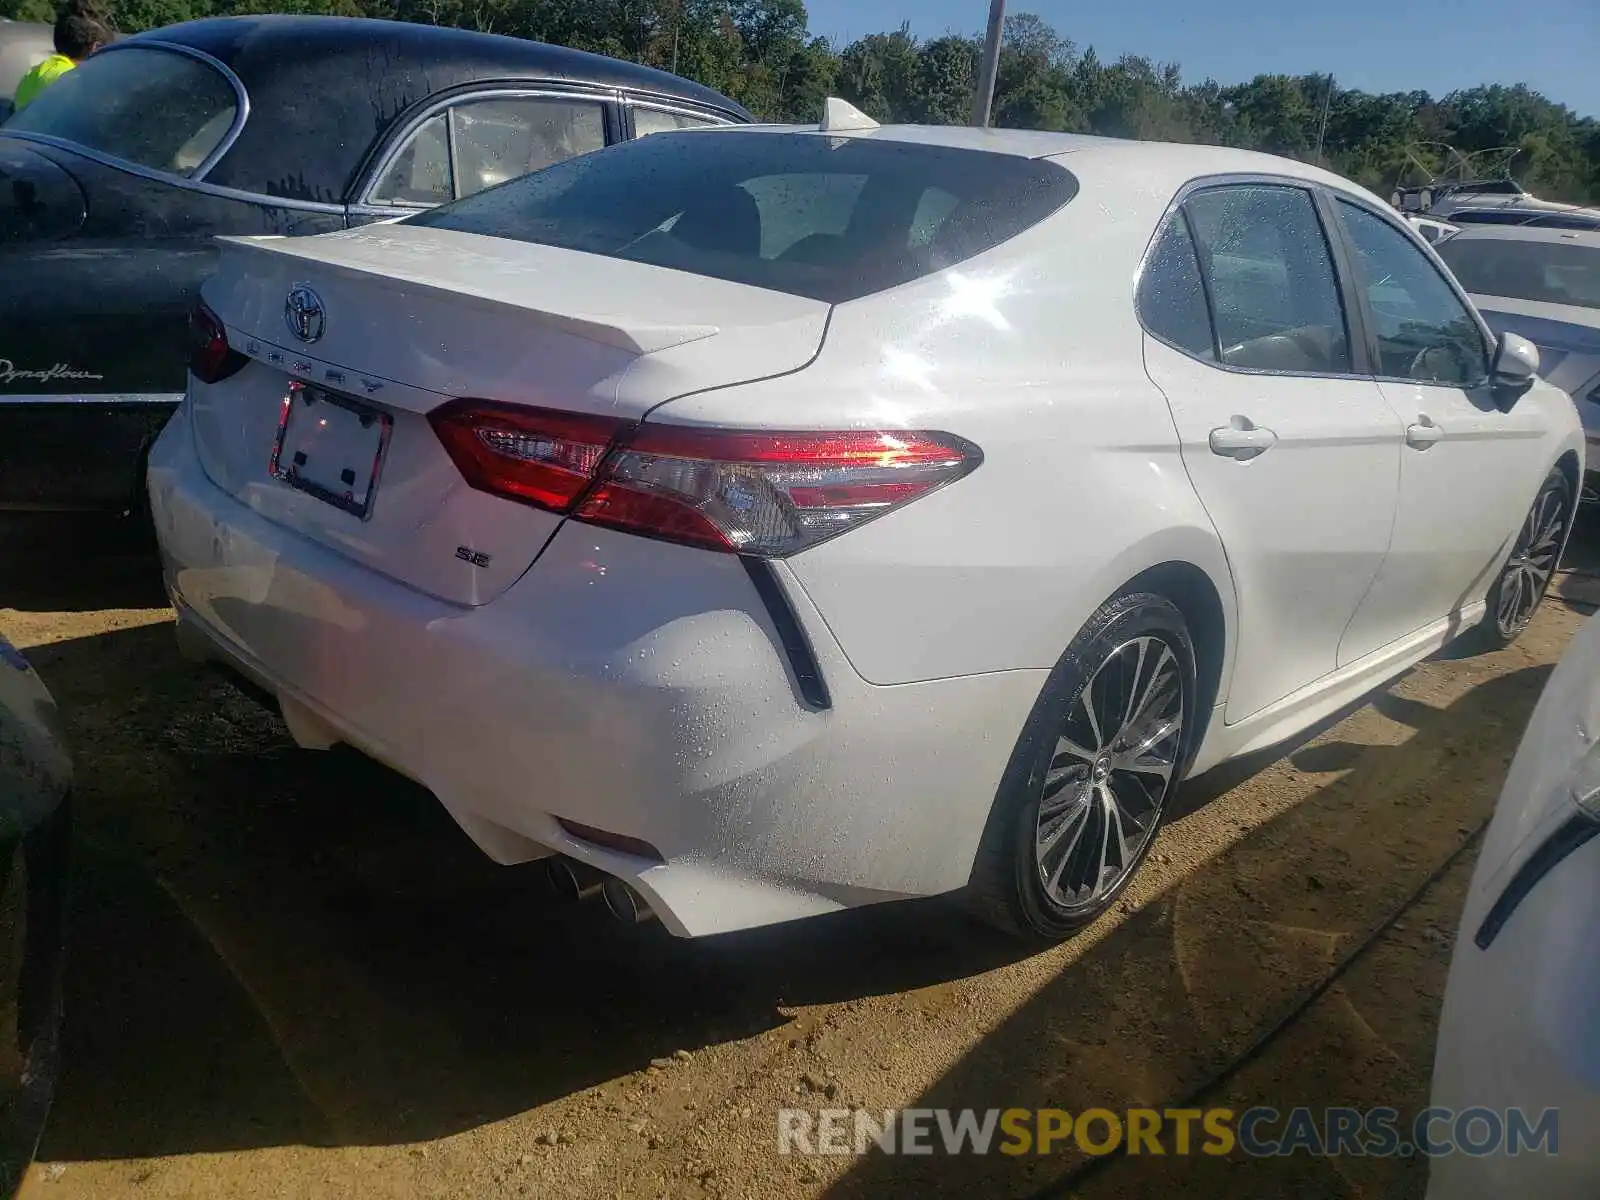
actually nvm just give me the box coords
[1331,198,1551,665]
[1141,181,1402,722]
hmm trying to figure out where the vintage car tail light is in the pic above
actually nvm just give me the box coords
[187,299,246,384]
[428,400,981,557]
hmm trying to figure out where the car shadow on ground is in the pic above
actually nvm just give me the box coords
[29,619,1035,1161]
[821,658,1558,1200]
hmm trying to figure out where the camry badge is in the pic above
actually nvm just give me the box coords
[284,284,326,344]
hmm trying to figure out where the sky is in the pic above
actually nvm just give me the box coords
[801,0,1600,118]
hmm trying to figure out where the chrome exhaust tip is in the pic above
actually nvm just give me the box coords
[545,857,604,903]
[601,877,656,924]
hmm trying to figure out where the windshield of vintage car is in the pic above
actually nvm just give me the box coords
[408,130,1079,303]
[4,45,238,178]
[1437,237,1600,311]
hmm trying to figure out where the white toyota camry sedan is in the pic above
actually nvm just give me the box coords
[149,107,1584,940]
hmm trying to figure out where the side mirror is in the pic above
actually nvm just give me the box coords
[1489,331,1539,412]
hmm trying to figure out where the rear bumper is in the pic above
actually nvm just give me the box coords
[0,395,178,511]
[148,405,1043,937]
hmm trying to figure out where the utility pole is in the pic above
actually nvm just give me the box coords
[970,0,1006,127]
[1314,74,1334,164]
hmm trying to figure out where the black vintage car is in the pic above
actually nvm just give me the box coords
[0,634,71,1195]
[0,15,750,512]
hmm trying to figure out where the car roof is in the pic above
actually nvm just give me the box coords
[1445,224,1600,247]
[732,122,1388,208]
[122,16,749,201]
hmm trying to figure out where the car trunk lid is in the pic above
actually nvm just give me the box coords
[190,225,830,607]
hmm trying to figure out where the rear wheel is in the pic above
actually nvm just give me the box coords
[1480,468,1569,650]
[969,592,1195,941]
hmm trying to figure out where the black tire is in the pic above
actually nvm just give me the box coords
[114,443,159,553]
[1478,468,1570,651]
[968,592,1197,941]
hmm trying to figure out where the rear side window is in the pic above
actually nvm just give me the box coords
[633,107,723,137]
[1184,185,1351,374]
[451,98,607,198]
[370,97,607,208]
[409,131,1079,303]
[1138,213,1216,359]
[6,46,238,177]
[371,112,450,206]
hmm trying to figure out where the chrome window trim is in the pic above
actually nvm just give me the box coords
[1133,172,1369,383]
[626,98,740,131]
[347,203,426,220]
[12,40,251,183]
[2,131,346,214]
[0,392,183,405]
[357,86,617,209]
[1330,192,1498,389]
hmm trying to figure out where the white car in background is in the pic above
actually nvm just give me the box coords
[149,107,1584,940]
[1436,226,1600,502]
[1407,214,1460,245]
[1428,608,1600,1199]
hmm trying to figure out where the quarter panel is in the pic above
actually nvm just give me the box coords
[0,146,345,398]
[653,208,1234,687]
[0,147,345,508]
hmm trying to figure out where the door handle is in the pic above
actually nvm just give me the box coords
[1406,415,1444,450]
[1208,417,1278,461]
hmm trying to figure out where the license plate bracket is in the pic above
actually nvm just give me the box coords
[269,381,392,520]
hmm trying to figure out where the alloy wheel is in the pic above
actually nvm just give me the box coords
[1496,483,1566,640]
[1034,635,1185,915]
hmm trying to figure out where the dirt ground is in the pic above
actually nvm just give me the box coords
[2,512,1597,1200]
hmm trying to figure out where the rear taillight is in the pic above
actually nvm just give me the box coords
[429,401,629,512]
[428,401,980,557]
[577,426,980,555]
[188,299,245,384]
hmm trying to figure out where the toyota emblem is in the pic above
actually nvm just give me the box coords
[284,284,325,344]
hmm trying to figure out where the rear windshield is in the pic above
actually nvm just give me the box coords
[5,45,238,177]
[1437,237,1600,311]
[409,131,1078,303]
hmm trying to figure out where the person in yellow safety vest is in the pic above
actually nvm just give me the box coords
[13,2,112,113]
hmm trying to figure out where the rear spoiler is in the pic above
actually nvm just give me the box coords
[214,233,722,356]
